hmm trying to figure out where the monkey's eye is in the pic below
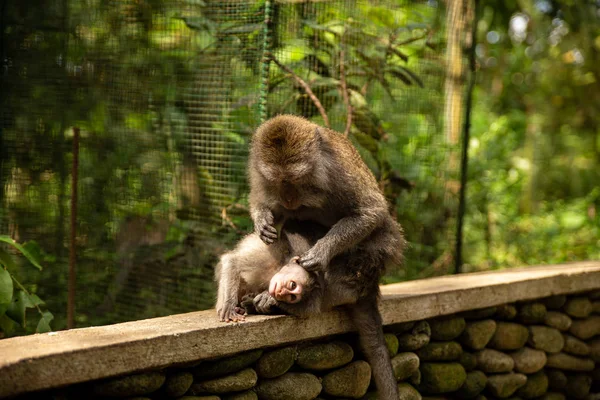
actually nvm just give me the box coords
[289,281,297,290]
[290,294,297,302]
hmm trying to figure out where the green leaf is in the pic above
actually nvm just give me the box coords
[36,311,54,333]
[29,294,45,307]
[0,236,43,270]
[0,313,16,335]
[6,290,27,327]
[301,19,340,35]
[0,267,13,304]
[397,66,424,88]
[0,267,13,315]
[390,47,409,62]
[0,248,16,270]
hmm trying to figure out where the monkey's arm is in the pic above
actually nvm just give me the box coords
[215,253,245,322]
[299,205,387,270]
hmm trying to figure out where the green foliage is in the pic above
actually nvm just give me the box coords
[462,1,600,270]
[1,0,598,335]
[0,237,53,337]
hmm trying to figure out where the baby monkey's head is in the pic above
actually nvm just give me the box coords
[269,257,318,304]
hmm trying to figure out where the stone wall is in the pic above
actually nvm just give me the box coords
[2,262,600,400]
[26,291,600,400]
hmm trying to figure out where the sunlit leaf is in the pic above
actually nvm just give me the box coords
[390,47,409,62]
[301,19,339,35]
[388,68,412,86]
[36,311,54,333]
[397,66,424,87]
[0,236,43,270]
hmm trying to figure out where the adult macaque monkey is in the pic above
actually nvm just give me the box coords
[247,115,405,400]
[248,114,404,273]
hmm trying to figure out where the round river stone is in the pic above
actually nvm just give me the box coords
[93,371,166,397]
[518,303,547,324]
[476,349,514,373]
[429,317,466,341]
[398,321,432,351]
[190,368,257,394]
[456,370,487,399]
[489,323,529,350]
[528,326,564,353]
[256,346,296,378]
[419,362,467,394]
[510,347,546,374]
[163,371,193,397]
[255,372,322,400]
[461,320,497,350]
[544,311,572,331]
[486,373,527,398]
[296,341,353,370]
[563,297,593,319]
[516,371,548,399]
[562,334,590,356]
[392,352,420,381]
[417,341,462,362]
[194,350,263,380]
[322,360,371,398]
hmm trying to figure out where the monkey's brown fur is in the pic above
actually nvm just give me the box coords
[247,115,405,400]
[249,114,405,272]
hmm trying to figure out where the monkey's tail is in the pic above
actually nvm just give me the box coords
[350,293,399,400]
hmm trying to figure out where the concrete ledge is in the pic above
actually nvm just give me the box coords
[1,261,599,397]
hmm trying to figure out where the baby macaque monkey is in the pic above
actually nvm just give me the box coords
[214,219,322,322]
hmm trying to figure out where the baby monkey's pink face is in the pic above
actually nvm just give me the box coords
[269,257,309,304]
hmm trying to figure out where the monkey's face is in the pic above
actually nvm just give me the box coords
[268,260,309,304]
[258,159,329,211]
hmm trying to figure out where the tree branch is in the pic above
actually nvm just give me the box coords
[270,56,330,128]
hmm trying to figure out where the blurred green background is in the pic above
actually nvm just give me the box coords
[0,0,598,336]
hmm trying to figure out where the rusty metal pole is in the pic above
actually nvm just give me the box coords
[67,127,79,329]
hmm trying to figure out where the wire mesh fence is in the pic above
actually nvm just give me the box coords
[0,0,463,331]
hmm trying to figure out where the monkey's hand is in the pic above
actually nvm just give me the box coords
[217,301,246,323]
[252,292,280,315]
[240,294,258,314]
[254,209,278,245]
[299,242,331,272]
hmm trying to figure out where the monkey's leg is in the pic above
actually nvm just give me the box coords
[349,295,398,400]
[216,254,245,322]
